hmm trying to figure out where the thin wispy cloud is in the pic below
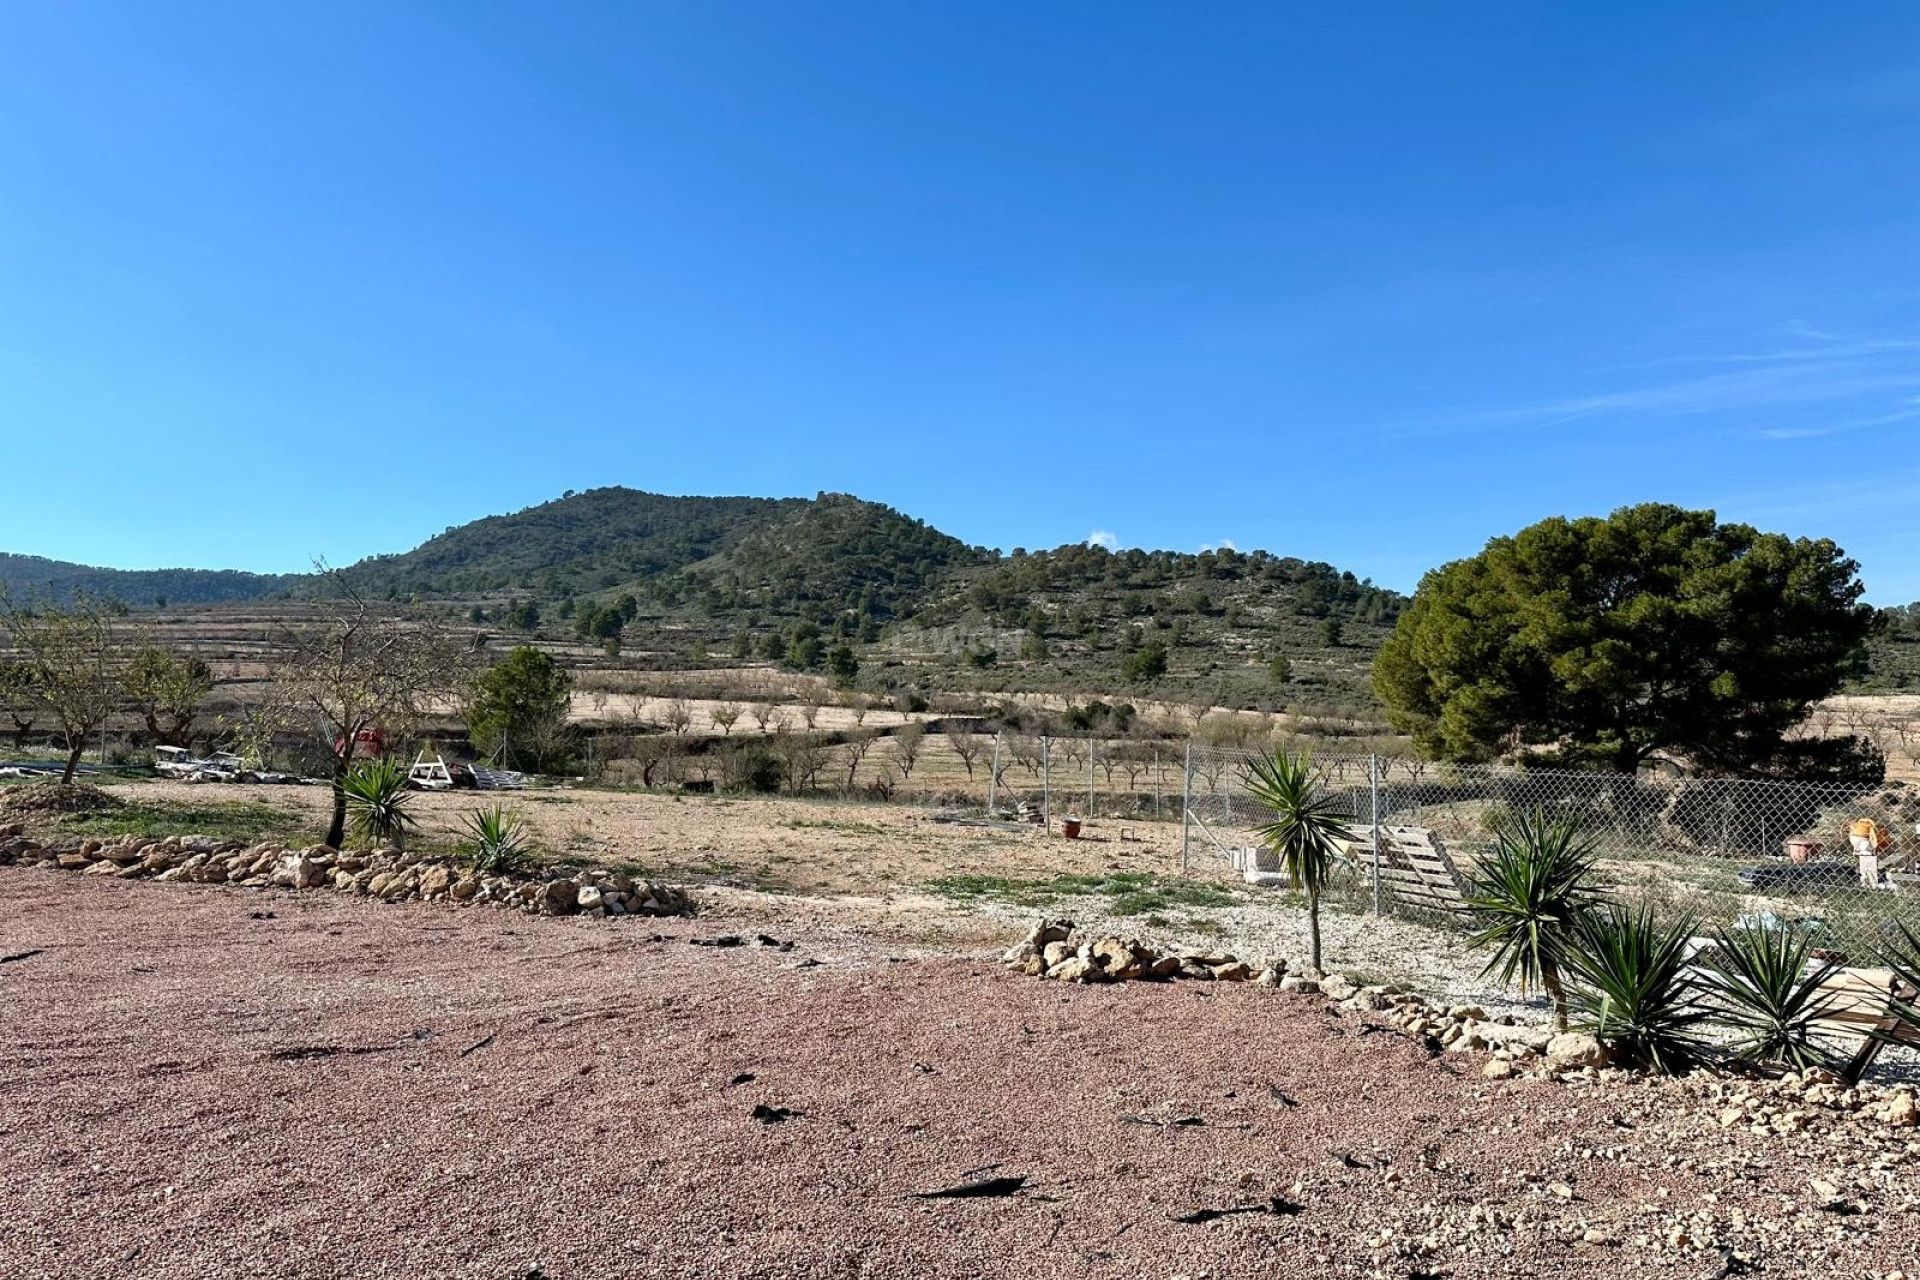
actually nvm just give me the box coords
[1760,402,1920,440]
[1087,530,1119,550]
[1199,538,1238,553]
[1404,324,1920,442]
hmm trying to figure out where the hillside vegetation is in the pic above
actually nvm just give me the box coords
[0,554,293,607]
[8,487,1917,708]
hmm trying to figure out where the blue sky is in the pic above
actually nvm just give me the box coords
[4,3,1918,600]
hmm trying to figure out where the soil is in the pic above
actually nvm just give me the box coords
[5,869,1915,1279]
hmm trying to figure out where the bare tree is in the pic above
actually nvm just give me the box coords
[891,720,926,780]
[777,732,830,795]
[944,725,981,778]
[0,660,38,749]
[1,593,123,784]
[267,582,463,848]
[123,641,214,747]
[799,693,824,731]
[840,730,879,789]
[712,702,742,736]
[848,694,870,728]
[750,701,777,733]
[664,699,694,738]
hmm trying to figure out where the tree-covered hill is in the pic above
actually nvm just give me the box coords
[0,554,293,606]
[337,487,802,597]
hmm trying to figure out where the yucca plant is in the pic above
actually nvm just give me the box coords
[464,803,532,875]
[1565,904,1711,1075]
[1243,747,1349,973]
[1876,920,1920,1044]
[341,758,417,849]
[1699,924,1843,1073]
[1463,807,1602,1031]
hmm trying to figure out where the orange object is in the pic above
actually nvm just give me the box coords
[1849,818,1893,853]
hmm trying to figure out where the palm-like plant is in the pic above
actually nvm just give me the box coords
[1243,747,1349,973]
[1565,904,1711,1075]
[1700,924,1843,1073]
[465,803,532,875]
[1877,921,1920,1044]
[341,758,417,849]
[1463,807,1602,1031]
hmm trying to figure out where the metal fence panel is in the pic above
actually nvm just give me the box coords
[1183,745,1920,966]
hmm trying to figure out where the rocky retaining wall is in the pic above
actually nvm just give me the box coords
[0,822,691,919]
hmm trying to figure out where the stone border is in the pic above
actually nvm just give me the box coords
[0,822,692,919]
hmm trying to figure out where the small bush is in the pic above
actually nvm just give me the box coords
[465,804,533,875]
[1463,807,1603,1030]
[1700,924,1844,1073]
[341,759,417,848]
[1566,905,1711,1075]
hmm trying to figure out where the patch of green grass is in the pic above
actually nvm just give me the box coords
[1108,880,1238,917]
[925,871,1241,917]
[41,798,307,844]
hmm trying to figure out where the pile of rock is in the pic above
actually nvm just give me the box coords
[0,823,692,920]
[1002,918,1626,1081]
[999,918,1293,986]
[1701,1068,1918,1136]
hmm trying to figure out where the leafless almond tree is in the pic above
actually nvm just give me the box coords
[944,725,981,778]
[840,730,879,789]
[891,720,925,780]
[711,702,742,736]
[266,577,464,848]
[1,591,123,784]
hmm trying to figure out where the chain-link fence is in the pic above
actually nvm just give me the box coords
[1180,746,1920,965]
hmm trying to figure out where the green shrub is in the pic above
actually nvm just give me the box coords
[464,804,533,875]
[1566,905,1711,1075]
[1463,807,1603,1031]
[1700,924,1844,1073]
[341,759,417,849]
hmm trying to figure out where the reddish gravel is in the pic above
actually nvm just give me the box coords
[1,868,1913,1279]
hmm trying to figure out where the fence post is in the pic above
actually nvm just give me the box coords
[1180,742,1193,875]
[1369,753,1382,915]
[1153,748,1161,821]
[987,734,1000,813]
[1087,733,1095,819]
[1042,736,1051,831]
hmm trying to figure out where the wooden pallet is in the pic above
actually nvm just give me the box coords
[1818,968,1920,1083]
[1332,824,1467,914]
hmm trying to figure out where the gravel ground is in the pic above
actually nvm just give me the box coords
[974,891,1540,1020]
[3,868,1917,1279]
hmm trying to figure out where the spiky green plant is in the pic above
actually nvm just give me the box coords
[1242,747,1349,973]
[464,803,532,875]
[340,758,417,849]
[1565,904,1711,1075]
[1463,807,1603,1031]
[1876,920,1920,1045]
[1700,924,1844,1073]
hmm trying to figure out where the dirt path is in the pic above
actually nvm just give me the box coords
[3,870,1913,1278]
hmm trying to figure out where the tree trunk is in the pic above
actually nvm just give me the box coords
[325,768,349,850]
[1543,962,1571,1032]
[1307,886,1323,974]
[61,741,84,785]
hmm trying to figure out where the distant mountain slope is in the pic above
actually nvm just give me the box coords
[338,487,802,596]
[668,492,985,621]
[0,553,292,606]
